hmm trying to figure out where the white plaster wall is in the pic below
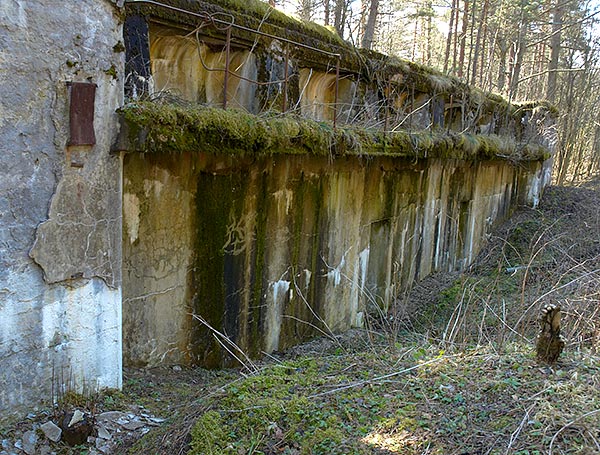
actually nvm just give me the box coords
[0,0,123,418]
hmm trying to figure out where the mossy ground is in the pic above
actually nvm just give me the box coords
[185,341,599,455]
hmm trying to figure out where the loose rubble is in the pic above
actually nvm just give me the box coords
[0,406,165,455]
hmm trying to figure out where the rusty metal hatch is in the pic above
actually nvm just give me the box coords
[68,82,97,146]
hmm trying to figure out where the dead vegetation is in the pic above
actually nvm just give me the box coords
[1,180,598,455]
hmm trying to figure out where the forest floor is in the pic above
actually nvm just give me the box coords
[2,179,599,455]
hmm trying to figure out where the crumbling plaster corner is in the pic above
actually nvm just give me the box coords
[0,0,124,419]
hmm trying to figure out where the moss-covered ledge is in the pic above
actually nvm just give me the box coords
[114,101,550,162]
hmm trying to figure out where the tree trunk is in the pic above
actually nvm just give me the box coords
[426,1,432,64]
[536,304,565,364]
[412,12,419,61]
[452,1,460,75]
[467,0,477,82]
[471,0,488,85]
[546,0,564,102]
[298,0,313,21]
[496,36,508,93]
[444,0,457,73]
[508,14,527,100]
[361,0,379,50]
[457,0,469,78]
[334,0,346,37]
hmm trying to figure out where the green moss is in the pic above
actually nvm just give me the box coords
[118,101,550,162]
[192,174,237,368]
[190,411,228,454]
[112,40,126,53]
[188,357,357,455]
[514,100,559,118]
[104,64,118,79]
[130,0,344,50]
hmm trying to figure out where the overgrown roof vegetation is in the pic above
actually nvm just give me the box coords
[125,0,558,115]
[118,101,550,161]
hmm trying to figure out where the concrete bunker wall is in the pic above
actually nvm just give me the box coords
[0,0,556,419]
[0,0,123,417]
[118,3,555,369]
[122,152,545,367]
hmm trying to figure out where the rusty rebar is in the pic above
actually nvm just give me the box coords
[223,27,231,109]
[333,57,340,130]
[282,46,289,112]
[125,0,341,59]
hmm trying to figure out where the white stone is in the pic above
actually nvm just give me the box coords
[40,421,62,442]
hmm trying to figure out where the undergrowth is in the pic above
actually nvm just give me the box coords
[406,184,600,351]
[184,181,600,455]
[186,341,600,455]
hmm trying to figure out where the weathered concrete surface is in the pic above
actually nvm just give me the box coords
[0,0,123,418]
[122,152,545,367]
[150,25,259,111]
[122,153,197,366]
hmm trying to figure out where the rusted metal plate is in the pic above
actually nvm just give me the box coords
[68,82,96,146]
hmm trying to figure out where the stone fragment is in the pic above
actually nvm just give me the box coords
[96,411,126,423]
[97,425,112,440]
[40,421,62,442]
[120,420,145,431]
[95,438,112,454]
[68,410,85,427]
[22,430,38,455]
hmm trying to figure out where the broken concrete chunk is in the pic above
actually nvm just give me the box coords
[120,420,145,431]
[96,411,126,423]
[22,430,38,455]
[97,425,112,441]
[40,421,62,442]
[68,410,85,427]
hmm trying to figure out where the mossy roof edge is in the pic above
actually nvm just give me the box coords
[117,102,550,162]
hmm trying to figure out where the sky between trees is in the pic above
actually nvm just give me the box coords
[275,0,600,183]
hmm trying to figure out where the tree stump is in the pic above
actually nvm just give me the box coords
[536,304,565,364]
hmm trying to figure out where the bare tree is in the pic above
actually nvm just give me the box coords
[361,0,380,49]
